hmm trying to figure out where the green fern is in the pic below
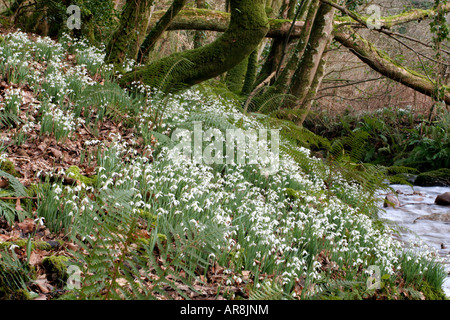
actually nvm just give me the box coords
[0,169,29,224]
[249,281,289,300]
[66,187,226,300]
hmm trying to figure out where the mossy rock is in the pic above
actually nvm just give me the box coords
[0,159,21,178]
[0,240,58,251]
[65,166,97,186]
[284,188,300,200]
[419,281,448,300]
[42,255,70,286]
[414,168,450,187]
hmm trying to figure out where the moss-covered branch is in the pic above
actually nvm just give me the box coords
[334,27,450,105]
[147,8,303,38]
[146,3,450,38]
[120,0,269,90]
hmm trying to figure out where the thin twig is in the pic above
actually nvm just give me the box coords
[0,196,37,200]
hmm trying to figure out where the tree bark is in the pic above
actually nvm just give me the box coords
[273,0,320,94]
[287,3,335,108]
[120,0,269,91]
[147,8,303,39]
[105,0,154,67]
[253,0,300,88]
[193,0,208,48]
[138,0,188,63]
[298,39,331,124]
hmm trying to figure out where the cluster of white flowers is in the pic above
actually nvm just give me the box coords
[0,88,25,113]
[0,152,7,164]
[41,103,84,136]
[2,29,443,295]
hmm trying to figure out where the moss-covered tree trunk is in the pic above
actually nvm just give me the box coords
[120,0,269,91]
[105,0,154,67]
[137,0,188,63]
[253,0,297,88]
[193,0,208,48]
[273,0,320,93]
[242,49,259,95]
[298,38,331,124]
[225,56,249,93]
[287,3,335,109]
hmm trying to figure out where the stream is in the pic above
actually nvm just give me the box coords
[378,184,450,297]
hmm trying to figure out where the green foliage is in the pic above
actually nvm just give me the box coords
[304,106,449,172]
[249,281,289,300]
[0,251,33,300]
[395,118,450,171]
[0,168,29,224]
[67,188,225,300]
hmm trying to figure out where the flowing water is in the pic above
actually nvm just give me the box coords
[378,184,450,297]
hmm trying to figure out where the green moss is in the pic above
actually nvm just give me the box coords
[0,240,53,251]
[137,209,158,227]
[419,281,448,300]
[284,188,301,199]
[120,0,269,91]
[42,255,70,286]
[0,258,32,300]
[225,56,249,93]
[415,168,450,187]
[136,233,167,255]
[0,159,21,178]
[65,166,97,186]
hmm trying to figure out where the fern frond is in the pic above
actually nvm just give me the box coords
[249,281,288,300]
[0,169,27,197]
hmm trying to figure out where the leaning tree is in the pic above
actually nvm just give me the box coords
[7,0,448,117]
[105,0,449,120]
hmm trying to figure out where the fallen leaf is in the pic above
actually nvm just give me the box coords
[0,178,8,188]
[34,279,50,293]
[49,147,62,158]
[16,218,36,234]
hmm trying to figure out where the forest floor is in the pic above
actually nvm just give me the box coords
[0,28,447,301]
